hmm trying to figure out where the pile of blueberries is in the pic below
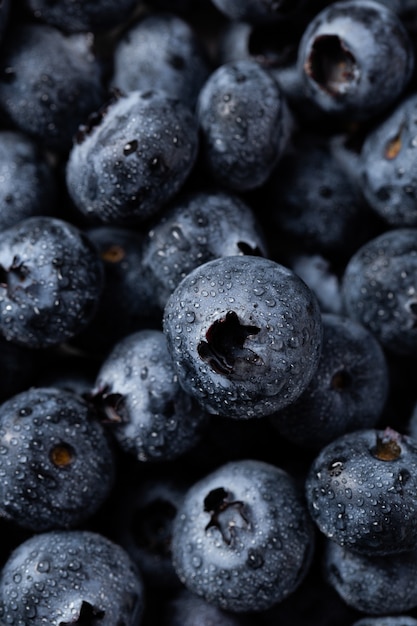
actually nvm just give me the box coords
[1,0,417,624]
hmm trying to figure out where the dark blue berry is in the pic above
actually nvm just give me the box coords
[71,225,161,357]
[66,89,199,224]
[113,475,187,589]
[112,12,211,110]
[24,0,140,33]
[341,228,417,357]
[0,130,57,231]
[266,132,379,260]
[0,530,144,625]
[0,24,105,152]
[142,189,267,309]
[270,314,389,449]
[92,330,209,462]
[353,617,417,626]
[163,255,322,418]
[0,387,115,531]
[359,94,417,227]
[297,0,414,120]
[288,253,343,315]
[211,0,308,23]
[172,459,315,612]
[306,427,417,555]
[0,216,104,349]
[197,59,292,191]
[324,539,417,614]
[165,589,245,626]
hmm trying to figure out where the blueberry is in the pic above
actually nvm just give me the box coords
[171,459,315,612]
[288,253,343,315]
[112,12,211,110]
[324,539,417,614]
[165,589,246,625]
[112,475,187,589]
[359,94,417,227]
[0,24,105,152]
[91,330,209,462]
[305,427,417,555]
[0,130,57,231]
[266,132,379,261]
[353,617,417,626]
[0,530,144,625]
[0,387,115,532]
[24,0,140,33]
[297,0,414,120]
[142,189,268,309]
[163,255,322,418]
[197,59,292,191]
[270,313,389,449]
[0,216,104,349]
[211,0,308,23]
[341,228,417,357]
[66,89,199,225]
[71,225,161,357]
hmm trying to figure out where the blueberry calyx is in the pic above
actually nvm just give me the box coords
[0,255,29,295]
[384,125,403,160]
[49,442,75,468]
[89,386,127,424]
[100,244,126,263]
[75,88,123,145]
[372,427,402,461]
[59,600,105,625]
[305,34,360,96]
[236,241,263,256]
[197,310,262,377]
[406,299,417,329]
[330,368,352,391]
[204,486,249,545]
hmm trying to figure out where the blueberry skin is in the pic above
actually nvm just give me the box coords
[0,24,105,152]
[288,253,343,315]
[165,589,245,626]
[211,0,307,23]
[24,0,140,33]
[0,130,57,231]
[270,314,389,449]
[172,459,315,612]
[92,330,209,462]
[0,216,104,349]
[112,12,211,110]
[197,60,291,191]
[71,225,161,356]
[353,617,417,626]
[341,228,417,357]
[0,387,115,532]
[0,530,144,625]
[297,0,414,121]
[142,189,268,309]
[359,94,417,227]
[324,540,417,615]
[266,132,378,260]
[163,255,322,418]
[66,90,199,225]
[113,476,186,588]
[305,427,417,556]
